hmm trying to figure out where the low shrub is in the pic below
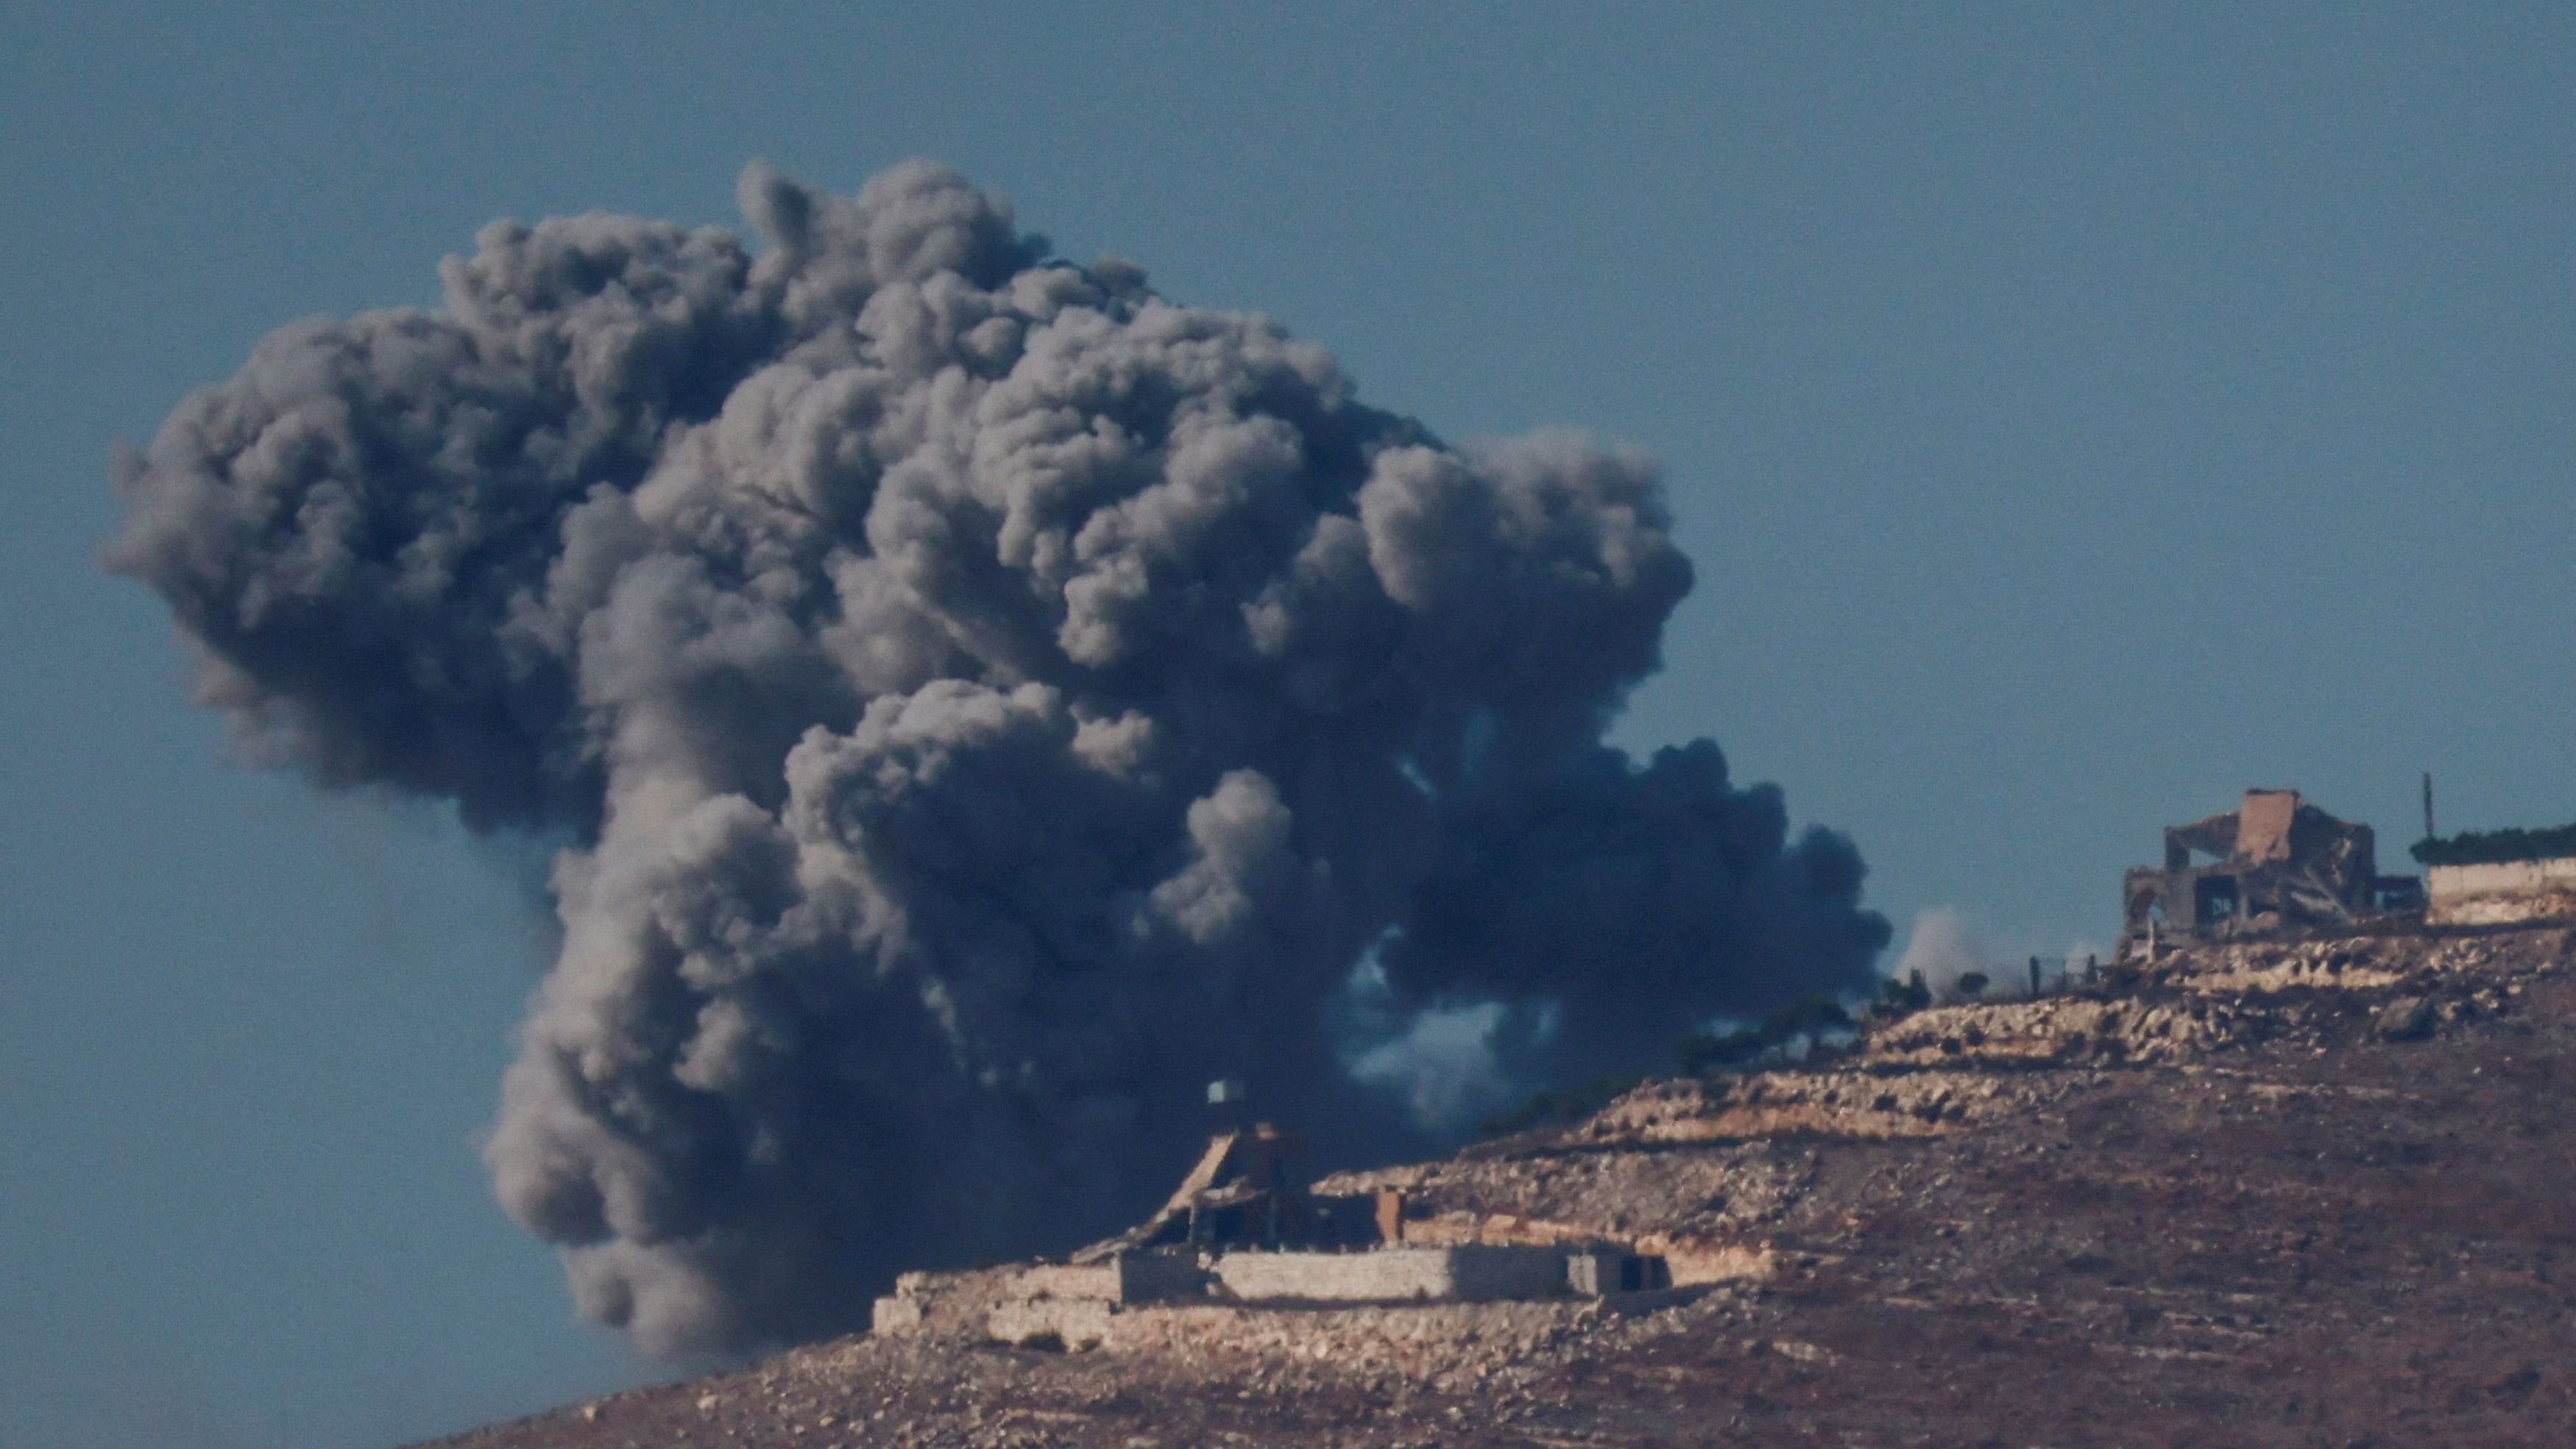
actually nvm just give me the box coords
[1875,971,1932,1016]
[1675,995,1857,1075]
[1473,1074,1641,1139]
[2411,824,2576,867]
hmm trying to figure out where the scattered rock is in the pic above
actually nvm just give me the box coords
[410,924,2576,1449]
[2376,996,2435,1041]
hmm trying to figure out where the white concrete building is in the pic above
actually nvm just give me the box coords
[2427,858,2576,926]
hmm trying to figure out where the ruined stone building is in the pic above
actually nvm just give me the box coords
[2123,789,2424,950]
[875,1105,1670,1349]
[1076,1121,1376,1258]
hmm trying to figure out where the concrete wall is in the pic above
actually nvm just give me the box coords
[1008,1253,1211,1305]
[2428,859,2576,926]
[1014,1264,1119,1301]
[1563,1249,1669,1295]
[1211,1246,1570,1304]
[871,1266,1021,1339]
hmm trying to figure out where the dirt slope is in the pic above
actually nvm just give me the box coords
[422,924,2576,1448]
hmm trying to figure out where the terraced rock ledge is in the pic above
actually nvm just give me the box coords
[428,924,2576,1448]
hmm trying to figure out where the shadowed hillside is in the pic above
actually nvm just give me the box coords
[425,924,2576,1448]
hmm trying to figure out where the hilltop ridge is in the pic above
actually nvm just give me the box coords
[427,924,2576,1448]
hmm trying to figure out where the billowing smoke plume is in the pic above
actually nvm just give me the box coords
[1890,907,2003,1001]
[108,160,1889,1353]
[1892,907,2103,1002]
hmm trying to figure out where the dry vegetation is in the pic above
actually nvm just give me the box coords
[425,925,2576,1448]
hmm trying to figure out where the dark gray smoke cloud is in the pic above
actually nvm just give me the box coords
[107,160,1889,1354]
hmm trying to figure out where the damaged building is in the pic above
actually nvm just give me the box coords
[2122,789,2424,950]
[874,1098,1669,1350]
[1078,1119,1379,1258]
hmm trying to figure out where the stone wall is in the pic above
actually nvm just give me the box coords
[1013,1264,1118,1301]
[2428,859,2576,926]
[1006,1253,1211,1305]
[891,1244,1665,1350]
[869,1266,1020,1339]
[1210,1246,1571,1304]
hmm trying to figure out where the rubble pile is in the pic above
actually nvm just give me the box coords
[1323,1141,1815,1248]
[427,924,2576,1449]
[1557,1069,2012,1142]
[1860,996,2265,1067]
[2155,928,2566,996]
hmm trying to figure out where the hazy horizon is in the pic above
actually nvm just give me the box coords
[6,6,2571,1445]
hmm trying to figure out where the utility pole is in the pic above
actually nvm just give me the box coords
[2422,772,2436,843]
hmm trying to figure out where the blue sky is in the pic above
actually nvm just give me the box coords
[4,5,2570,1445]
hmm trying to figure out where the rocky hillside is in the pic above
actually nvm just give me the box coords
[423,924,2576,1448]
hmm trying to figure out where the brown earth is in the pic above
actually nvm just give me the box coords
[421,924,2576,1448]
